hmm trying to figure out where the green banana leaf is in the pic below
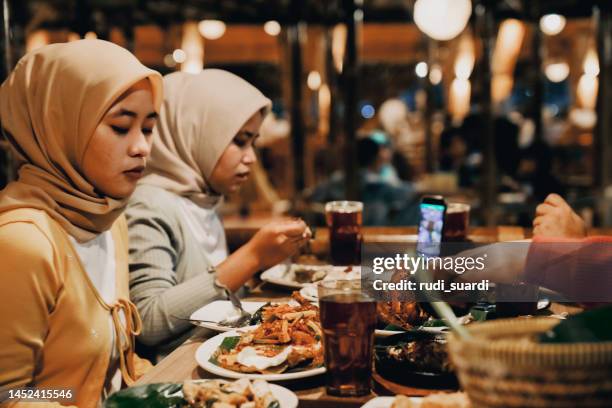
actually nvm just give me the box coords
[104,383,185,408]
[104,382,283,408]
[540,305,612,343]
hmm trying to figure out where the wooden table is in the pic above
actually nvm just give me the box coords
[225,224,531,254]
[135,226,586,407]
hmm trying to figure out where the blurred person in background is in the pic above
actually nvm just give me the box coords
[438,125,477,188]
[309,131,419,225]
[369,129,415,184]
[379,98,425,179]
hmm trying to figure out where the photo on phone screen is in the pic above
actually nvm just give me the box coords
[416,197,446,257]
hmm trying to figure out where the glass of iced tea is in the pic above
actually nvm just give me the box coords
[444,202,470,241]
[325,201,363,265]
[318,279,377,397]
[495,283,539,317]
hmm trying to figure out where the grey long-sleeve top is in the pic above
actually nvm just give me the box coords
[126,184,224,347]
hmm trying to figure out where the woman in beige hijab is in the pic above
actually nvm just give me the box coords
[127,70,309,350]
[0,40,162,407]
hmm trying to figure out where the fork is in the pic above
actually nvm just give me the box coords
[278,225,317,276]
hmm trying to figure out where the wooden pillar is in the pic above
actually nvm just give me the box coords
[325,27,339,144]
[476,0,497,226]
[342,0,362,201]
[122,7,135,52]
[287,19,306,195]
[424,38,437,173]
[596,4,612,190]
[74,0,93,38]
[1,0,14,187]
[2,0,11,79]
[531,2,544,144]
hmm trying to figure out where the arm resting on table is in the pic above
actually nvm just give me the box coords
[525,235,612,302]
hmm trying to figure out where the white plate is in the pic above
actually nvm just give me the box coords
[375,328,405,337]
[261,264,306,289]
[195,329,326,381]
[186,379,298,408]
[537,299,551,310]
[299,285,319,302]
[190,301,266,332]
[375,325,448,337]
[261,264,361,290]
[361,396,423,408]
[267,383,299,408]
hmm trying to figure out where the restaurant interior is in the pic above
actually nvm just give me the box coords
[1,1,612,407]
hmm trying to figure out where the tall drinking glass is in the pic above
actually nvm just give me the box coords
[318,279,377,397]
[496,283,539,317]
[325,201,363,265]
[443,202,470,241]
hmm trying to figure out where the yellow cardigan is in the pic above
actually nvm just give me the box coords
[0,208,147,408]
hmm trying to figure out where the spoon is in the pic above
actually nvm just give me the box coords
[171,314,251,328]
[224,289,253,327]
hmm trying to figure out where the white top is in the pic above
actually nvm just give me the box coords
[70,231,116,303]
[69,231,121,399]
[176,195,228,266]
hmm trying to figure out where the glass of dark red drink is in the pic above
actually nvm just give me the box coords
[318,279,376,397]
[325,201,363,265]
[495,283,539,317]
[444,202,470,241]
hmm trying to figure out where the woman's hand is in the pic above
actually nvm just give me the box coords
[215,219,311,292]
[533,194,586,238]
[247,219,311,270]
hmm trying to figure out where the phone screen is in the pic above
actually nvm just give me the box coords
[416,202,446,256]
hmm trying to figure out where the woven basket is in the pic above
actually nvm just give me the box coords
[447,318,612,408]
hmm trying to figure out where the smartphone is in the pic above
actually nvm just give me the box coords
[416,195,447,257]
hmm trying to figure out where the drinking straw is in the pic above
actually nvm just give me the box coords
[428,301,471,339]
[415,262,472,339]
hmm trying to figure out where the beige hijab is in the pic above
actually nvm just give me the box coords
[140,69,271,207]
[0,39,163,242]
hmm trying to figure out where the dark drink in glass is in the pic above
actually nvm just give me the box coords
[318,280,376,397]
[444,202,470,241]
[325,201,363,265]
[496,283,539,317]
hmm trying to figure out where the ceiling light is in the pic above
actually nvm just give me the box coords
[198,20,226,40]
[539,14,566,36]
[264,21,281,36]
[172,48,187,63]
[307,71,322,90]
[414,0,472,41]
[544,62,569,83]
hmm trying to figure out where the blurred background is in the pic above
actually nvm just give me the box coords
[1,0,612,229]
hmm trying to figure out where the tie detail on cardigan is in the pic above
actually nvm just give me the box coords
[109,298,143,385]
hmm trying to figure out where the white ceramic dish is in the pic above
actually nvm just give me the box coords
[360,396,423,408]
[190,301,266,332]
[184,380,298,408]
[298,284,318,302]
[264,382,299,408]
[195,329,326,381]
[261,264,361,289]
